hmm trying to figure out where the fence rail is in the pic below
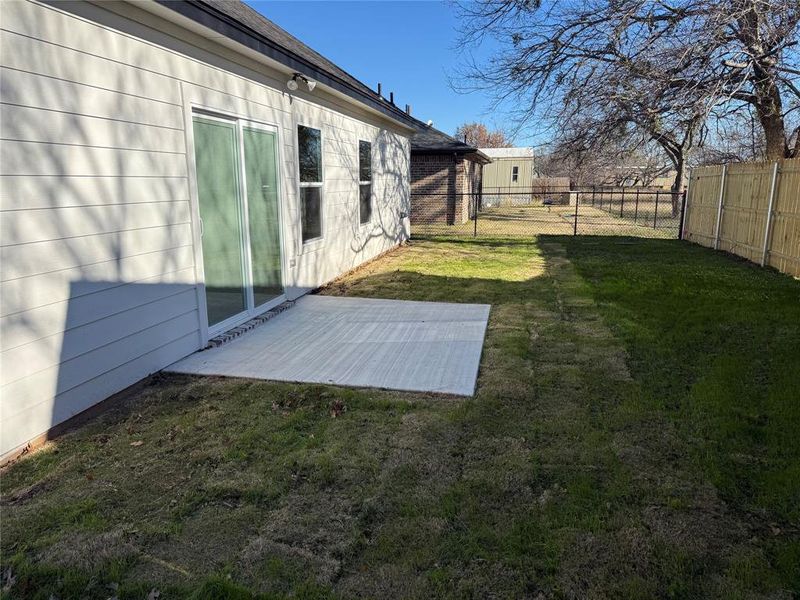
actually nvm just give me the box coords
[682,159,800,277]
[411,186,685,239]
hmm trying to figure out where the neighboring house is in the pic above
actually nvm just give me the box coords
[0,0,417,459]
[481,147,536,192]
[410,122,491,225]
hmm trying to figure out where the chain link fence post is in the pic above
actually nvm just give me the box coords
[473,192,478,238]
[573,190,579,236]
[653,190,659,229]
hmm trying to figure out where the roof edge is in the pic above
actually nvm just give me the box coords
[411,145,492,163]
[468,150,492,164]
[479,147,535,159]
[411,147,476,155]
[154,0,418,129]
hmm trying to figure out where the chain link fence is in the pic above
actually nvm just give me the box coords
[411,186,686,239]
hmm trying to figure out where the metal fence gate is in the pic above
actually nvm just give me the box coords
[411,186,687,239]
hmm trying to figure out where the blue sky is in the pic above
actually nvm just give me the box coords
[246,1,530,143]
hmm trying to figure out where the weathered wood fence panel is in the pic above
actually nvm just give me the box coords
[683,159,800,277]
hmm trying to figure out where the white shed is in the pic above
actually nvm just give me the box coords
[0,0,416,459]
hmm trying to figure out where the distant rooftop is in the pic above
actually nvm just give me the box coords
[410,118,491,163]
[480,147,534,159]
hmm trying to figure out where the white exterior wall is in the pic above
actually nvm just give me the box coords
[0,0,411,457]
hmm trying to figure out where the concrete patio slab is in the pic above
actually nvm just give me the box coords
[166,295,491,396]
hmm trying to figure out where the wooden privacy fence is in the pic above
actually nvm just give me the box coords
[682,159,800,277]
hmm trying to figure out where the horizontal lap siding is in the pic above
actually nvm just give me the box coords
[1,331,201,453]
[0,1,195,456]
[0,0,410,457]
[0,28,180,104]
[0,67,185,128]
[1,201,192,246]
[1,104,187,153]
[3,290,199,392]
[0,140,187,177]
[4,310,198,411]
[0,175,190,210]
[2,223,193,283]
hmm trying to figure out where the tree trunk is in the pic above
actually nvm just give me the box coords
[738,5,787,159]
[752,57,787,158]
[757,102,787,159]
[671,158,684,217]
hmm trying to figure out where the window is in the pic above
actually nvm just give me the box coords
[358,140,372,224]
[512,165,519,182]
[298,125,322,242]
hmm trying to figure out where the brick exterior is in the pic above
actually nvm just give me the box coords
[410,154,483,225]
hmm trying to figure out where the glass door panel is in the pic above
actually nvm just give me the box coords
[242,125,283,307]
[192,117,247,327]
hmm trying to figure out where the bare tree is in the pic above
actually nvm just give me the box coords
[695,106,768,164]
[454,122,513,147]
[706,0,800,158]
[455,0,799,186]
[540,124,674,187]
[454,1,706,211]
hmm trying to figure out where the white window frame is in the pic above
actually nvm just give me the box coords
[297,123,324,246]
[358,139,372,225]
[512,165,519,183]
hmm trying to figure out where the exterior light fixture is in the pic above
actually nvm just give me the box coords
[287,73,316,92]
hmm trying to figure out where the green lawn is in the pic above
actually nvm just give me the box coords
[2,236,799,599]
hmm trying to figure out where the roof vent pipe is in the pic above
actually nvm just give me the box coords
[389,91,394,104]
[405,104,412,115]
[377,82,382,97]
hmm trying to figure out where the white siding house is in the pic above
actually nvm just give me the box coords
[0,0,415,459]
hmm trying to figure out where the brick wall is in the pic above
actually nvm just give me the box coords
[410,154,456,224]
[459,159,483,221]
[410,154,482,225]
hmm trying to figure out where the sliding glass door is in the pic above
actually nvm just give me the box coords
[192,114,283,333]
[242,125,282,308]
[192,116,247,327]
